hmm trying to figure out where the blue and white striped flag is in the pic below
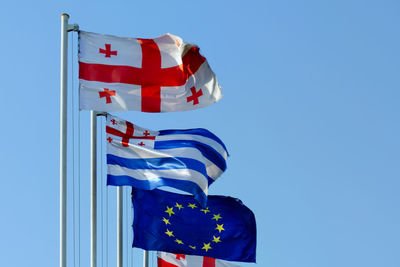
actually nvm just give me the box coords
[105,114,228,206]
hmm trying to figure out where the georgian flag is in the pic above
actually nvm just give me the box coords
[157,252,241,267]
[79,31,222,112]
[106,114,228,206]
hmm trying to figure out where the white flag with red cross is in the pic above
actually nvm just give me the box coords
[157,252,241,267]
[79,31,222,112]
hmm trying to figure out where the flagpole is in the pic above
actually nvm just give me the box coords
[143,251,149,267]
[117,187,123,267]
[59,13,78,267]
[91,111,98,267]
[59,13,69,267]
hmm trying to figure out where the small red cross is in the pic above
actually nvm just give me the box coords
[99,44,117,57]
[143,130,150,136]
[107,137,113,143]
[174,254,185,260]
[137,142,145,146]
[111,119,117,125]
[99,88,116,104]
[187,86,203,105]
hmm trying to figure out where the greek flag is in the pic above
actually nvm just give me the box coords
[106,114,228,206]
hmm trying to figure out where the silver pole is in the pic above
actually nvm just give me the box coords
[143,251,149,267]
[91,111,98,267]
[117,187,123,267]
[59,13,70,267]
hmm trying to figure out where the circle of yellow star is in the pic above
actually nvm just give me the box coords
[212,214,222,221]
[188,203,197,209]
[215,224,225,233]
[212,236,222,243]
[175,203,183,210]
[165,206,175,217]
[189,245,196,250]
[165,229,174,237]
[202,242,212,252]
[175,239,184,245]
[200,208,210,214]
[162,217,171,225]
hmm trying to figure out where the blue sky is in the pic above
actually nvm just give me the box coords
[0,0,399,266]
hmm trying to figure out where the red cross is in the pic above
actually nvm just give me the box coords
[143,130,150,136]
[173,254,185,260]
[107,137,113,143]
[137,142,145,146]
[99,88,116,104]
[80,41,206,112]
[110,119,117,125]
[122,121,134,147]
[99,44,117,57]
[106,122,156,147]
[187,86,203,105]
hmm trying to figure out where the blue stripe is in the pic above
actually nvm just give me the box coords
[107,154,210,180]
[107,175,207,207]
[158,128,228,155]
[154,140,227,172]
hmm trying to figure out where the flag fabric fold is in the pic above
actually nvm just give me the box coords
[79,31,222,112]
[106,114,228,206]
[157,251,241,267]
[132,188,256,262]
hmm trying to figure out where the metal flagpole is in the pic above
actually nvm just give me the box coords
[117,187,123,267]
[60,13,78,267]
[143,251,149,267]
[91,111,98,267]
[59,13,69,267]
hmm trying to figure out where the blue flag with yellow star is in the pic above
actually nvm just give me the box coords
[132,188,256,262]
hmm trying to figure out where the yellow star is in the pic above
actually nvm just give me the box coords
[212,214,222,221]
[200,207,210,214]
[175,203,183,210]
[188,203,197,209]
[175,239,184,245]
[165,229,174,237]
[165,206,175,217]
[215,224,225,233]
[189,245,196,250]
[212,236,222,243]
[162,217,171,225]
[202,243,212,252]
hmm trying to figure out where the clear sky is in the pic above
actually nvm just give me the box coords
[0,0,399,267]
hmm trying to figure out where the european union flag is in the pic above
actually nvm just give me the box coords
[132,188,256,262]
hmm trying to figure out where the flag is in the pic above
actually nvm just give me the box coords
[79,31,222,112]
[157,252,241,267]
[106,114,228,206]
[132,188,256,262]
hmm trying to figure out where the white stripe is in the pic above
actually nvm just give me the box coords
[107,143,223,179]
[157,147,223,180]
[156,133,228,160]
[108,165,208,195]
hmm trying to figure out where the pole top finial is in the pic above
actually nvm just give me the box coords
[61,13,70,18]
